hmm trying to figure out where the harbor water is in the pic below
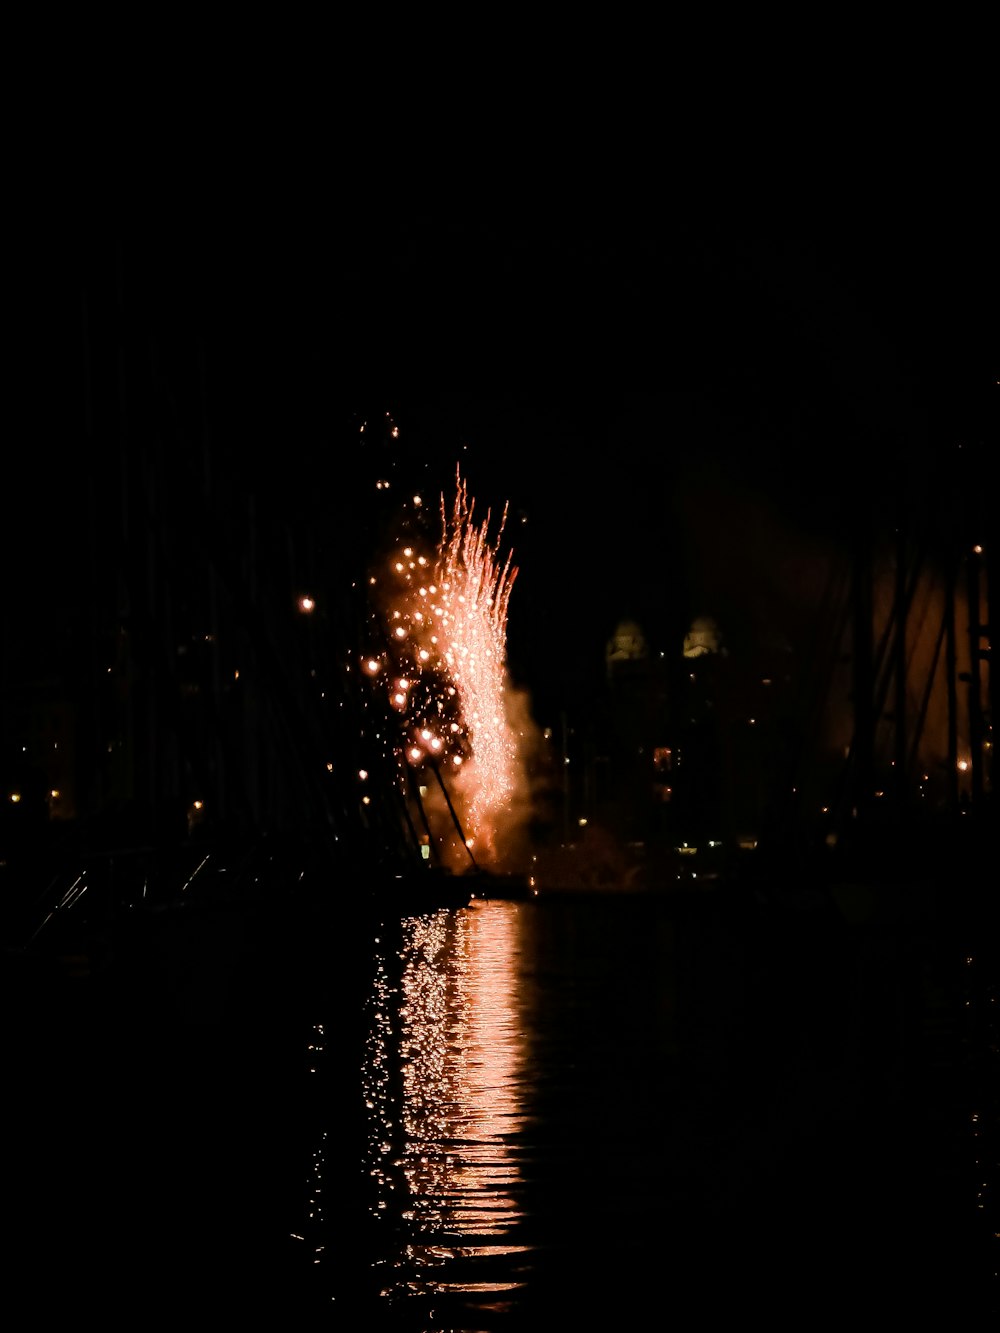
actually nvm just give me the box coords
[5,878,997,1326]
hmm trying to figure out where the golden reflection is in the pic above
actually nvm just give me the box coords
[362,901,530,1297]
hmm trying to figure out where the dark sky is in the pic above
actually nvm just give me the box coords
[270,205,995,708]
[9,199,996,718]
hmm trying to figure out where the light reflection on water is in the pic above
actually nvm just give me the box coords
[363,902,532,1303]
[299,892,993,1327]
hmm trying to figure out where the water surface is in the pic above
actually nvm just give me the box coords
[298,890,994,1326]
[8,884,994,1325]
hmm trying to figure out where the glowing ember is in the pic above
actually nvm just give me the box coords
[367,468,520,869]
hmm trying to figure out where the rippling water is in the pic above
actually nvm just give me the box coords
[8,884,995,1325]
[292,891,996,1327]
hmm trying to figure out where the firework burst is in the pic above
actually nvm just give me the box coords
[366,467,521,870]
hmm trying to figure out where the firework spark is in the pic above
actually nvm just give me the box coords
[367,468,521,869]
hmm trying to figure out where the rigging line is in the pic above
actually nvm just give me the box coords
[428,759,478,871]
[181,854,212,893]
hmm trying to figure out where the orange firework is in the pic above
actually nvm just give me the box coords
[366,468,519,868]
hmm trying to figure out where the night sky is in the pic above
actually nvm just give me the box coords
[8,197,996,728]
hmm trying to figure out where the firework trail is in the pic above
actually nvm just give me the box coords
[366,467,521,869]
